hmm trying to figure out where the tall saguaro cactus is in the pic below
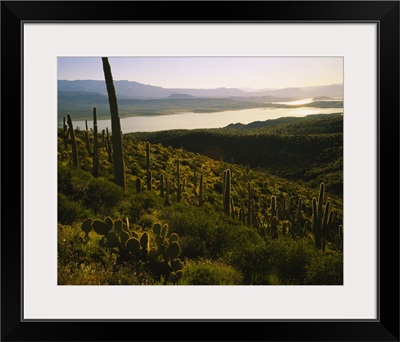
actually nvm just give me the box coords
[247,181,252,226]
[164,175,172,207]
[223,169,232,216]
[173,159,185,202]
[60,116,69,149]
[194,173,208,206]
[159,173,165,197]
[269,195,279,239]
[146,142,152,191]
[102,57,126,192]
[66,113,78,167]
[92,107,99,177]
[85,107,99,177]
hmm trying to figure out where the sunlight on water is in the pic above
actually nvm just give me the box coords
[73,106,343,134]
[271,98,314,106]
[272,97,343,106]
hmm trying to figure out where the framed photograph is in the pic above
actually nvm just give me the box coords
[2,1,399,341]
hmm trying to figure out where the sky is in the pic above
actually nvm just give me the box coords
[58,57,343,90]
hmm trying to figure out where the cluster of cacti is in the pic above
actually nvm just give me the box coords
[254,195,282,240]
[288,198,306,239]
[84,107,99,177]
[66,113,78,167]
[81,218,184,282]
[81,217,130,253]
[246,183,342,249]
[102,57,126,192]
[311,182,335,251]
[151,223,183,282]
[173,159,186,202]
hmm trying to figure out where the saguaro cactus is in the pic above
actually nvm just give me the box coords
[335,224,343,250]
[321,204,335,251]
[60,116,69,149]
[102,57,126,192]
[66,113,78,167]
[84,107,99,177]
[159,173,165,197]
[173,159,185,202]
[247,182,252,226]
[269,195,279,239]
[194,173,208,206]
[92,108,99,177]
[164,175,172,207]
[223,169,231,216]
[146,142,152,191]
[289,198,303,238]
[136,177,142,194]
[312,182,334,250]
[101,129,105,148]
[146,142,151,171]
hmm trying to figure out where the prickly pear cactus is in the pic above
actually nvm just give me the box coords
[120,230,130,245]
[105,232,120,248]
[153,223,161,236]
[104,217,113,233]
[81,218,93,237]
[140,232,149,250]
[126,238,140,254]
[164,241,181,262]
[93,219,107,235]
[114,219,123,235]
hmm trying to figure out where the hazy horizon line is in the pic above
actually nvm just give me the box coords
[58,79,344,91]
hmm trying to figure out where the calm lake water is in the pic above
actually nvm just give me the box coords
[72,105,342,134]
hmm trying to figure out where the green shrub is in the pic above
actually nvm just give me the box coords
[305,251,343,285]
[84,177,124,213]
[58,193,84,225]
[137,213,157,229]
[231,242,271,284]
[232,237,321,285]
[164,203,223,259]
[182,259,242,285]
[266,238,313,285]
[58,164,92,198]
[163,203,263,260]
[127,192,163,223]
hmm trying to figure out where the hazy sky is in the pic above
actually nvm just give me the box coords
[58,57,343,90]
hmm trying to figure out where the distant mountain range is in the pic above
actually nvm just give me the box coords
[58,80,344,99]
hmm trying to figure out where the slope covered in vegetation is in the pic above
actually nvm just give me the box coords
[128,113,343,195]
[58,113,343,286]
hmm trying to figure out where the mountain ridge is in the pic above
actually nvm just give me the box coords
[58,79,344,99]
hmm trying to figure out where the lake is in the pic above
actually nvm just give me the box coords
[72,106,343,134]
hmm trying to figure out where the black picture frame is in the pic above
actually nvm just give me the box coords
[1,1,399,341]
